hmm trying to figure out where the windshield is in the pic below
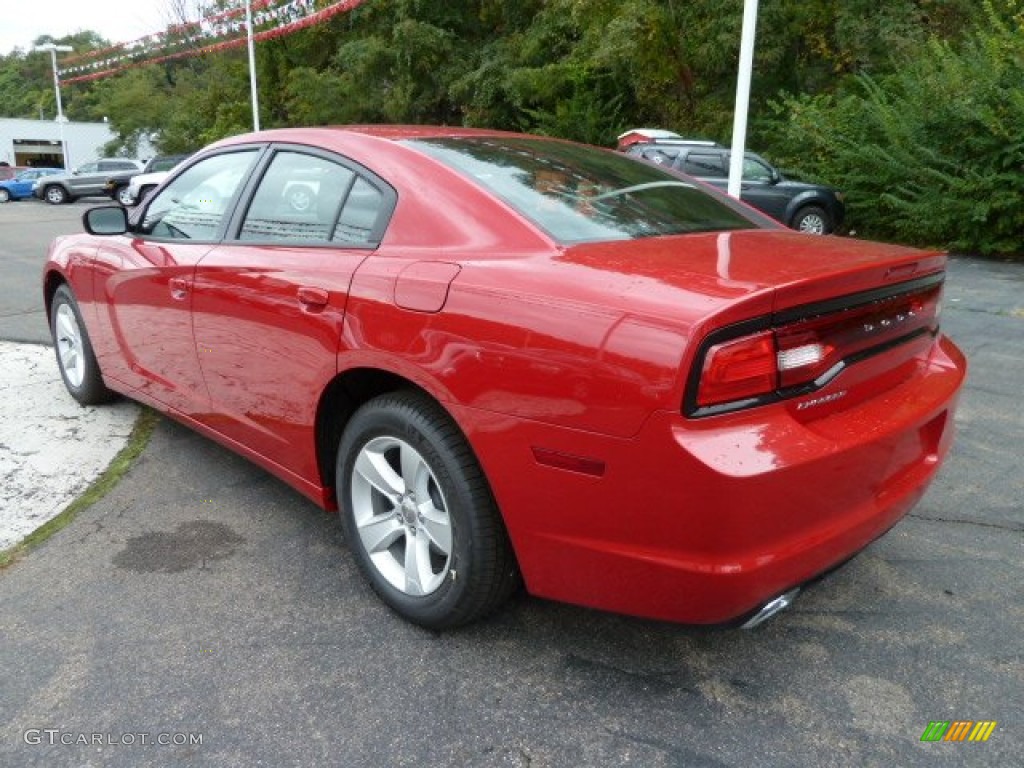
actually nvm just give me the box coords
[406,137,759,243]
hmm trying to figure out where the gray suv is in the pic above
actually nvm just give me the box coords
[33,159,142,205]
[624,139,845,234]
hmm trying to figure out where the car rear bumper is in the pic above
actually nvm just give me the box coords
[457,334,966,624]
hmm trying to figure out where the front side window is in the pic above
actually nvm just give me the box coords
[408,137,756,243]
[76,163,99,174]
[742,157,774,182]
[141,150,258,241]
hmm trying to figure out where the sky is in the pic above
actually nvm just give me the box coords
[1,0,181,56]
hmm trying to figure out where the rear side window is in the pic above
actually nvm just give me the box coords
[334,178,384,245]
[639,147,680,166]
[238,150,387,246]
[240,151,356,242]
[683,152,726,177]
[150,156,187,173]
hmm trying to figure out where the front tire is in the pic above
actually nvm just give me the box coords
[116,185,135,206]
[337,391,518,628]
[50,284,115,405]
[0,188,10,203]
[792,205,831,235]
[44,185,68,205]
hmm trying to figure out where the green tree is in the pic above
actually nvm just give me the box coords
[763,0,1024,255]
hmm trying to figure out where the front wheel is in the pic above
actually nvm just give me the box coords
[50,284,115,405]
[0,188,10,203]
[116,185,135,206]
[337,391,518,628]
[44,185,68,205]
[792,205,832,235]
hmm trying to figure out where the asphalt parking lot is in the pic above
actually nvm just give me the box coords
[0,198,1021,767]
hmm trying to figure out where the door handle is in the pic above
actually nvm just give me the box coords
[297,286,330,310]
[169,276,189,301]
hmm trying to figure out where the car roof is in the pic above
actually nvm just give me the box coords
[217,125,544,146]
[632,138,723,148]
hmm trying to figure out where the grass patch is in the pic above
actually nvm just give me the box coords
[0,406,160,569]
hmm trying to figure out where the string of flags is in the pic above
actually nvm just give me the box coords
[59,0,367,84]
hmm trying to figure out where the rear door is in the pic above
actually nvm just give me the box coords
[191,145,396,479]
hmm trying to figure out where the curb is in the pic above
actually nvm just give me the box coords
[0,341,139,551]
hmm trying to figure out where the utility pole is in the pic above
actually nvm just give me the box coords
[246,0,261,131]
[34,43,74,169]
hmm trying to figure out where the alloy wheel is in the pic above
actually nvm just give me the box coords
[350,435,453,596]
[55,303,85,388]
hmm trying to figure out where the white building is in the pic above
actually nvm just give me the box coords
[0,117,121,170]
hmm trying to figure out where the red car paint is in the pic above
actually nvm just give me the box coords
[43,126,966,624]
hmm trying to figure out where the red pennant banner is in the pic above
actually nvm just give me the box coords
[60,0,367,84]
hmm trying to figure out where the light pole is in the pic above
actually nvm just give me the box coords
[34,43,74,170]
[245,0,260,131]
[727,0,759,199]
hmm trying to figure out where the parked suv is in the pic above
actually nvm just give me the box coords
[104,153,191,206]
[33,158,142,205]
[621,134,845,234]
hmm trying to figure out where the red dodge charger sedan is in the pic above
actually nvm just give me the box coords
[42,126,966,629]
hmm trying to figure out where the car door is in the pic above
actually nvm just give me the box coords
[89,148,262,414]
[65,162,100,196]
[730,154,790,222]
[10,170,37,198]
[190,146,395,479]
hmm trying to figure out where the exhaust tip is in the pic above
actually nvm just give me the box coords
[740,588,801,629]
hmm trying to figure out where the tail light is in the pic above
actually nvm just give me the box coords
[690,274,943,416]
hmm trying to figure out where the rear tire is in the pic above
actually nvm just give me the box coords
[50,284,115,405]
[0,188,10,203]
[116,185,134,206]
[337,391,518,628]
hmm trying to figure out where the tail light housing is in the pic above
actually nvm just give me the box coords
[688,274,943,416]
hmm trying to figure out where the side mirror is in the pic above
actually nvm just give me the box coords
[83,206,128,236]
[770,169,782,184]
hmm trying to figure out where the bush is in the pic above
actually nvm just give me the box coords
[762,0,1024,257]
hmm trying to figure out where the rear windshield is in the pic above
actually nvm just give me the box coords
[405,137,758,243]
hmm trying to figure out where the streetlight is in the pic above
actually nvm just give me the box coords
[245,0,260,131]
[33,43,74,170]
[727,0,759,200]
